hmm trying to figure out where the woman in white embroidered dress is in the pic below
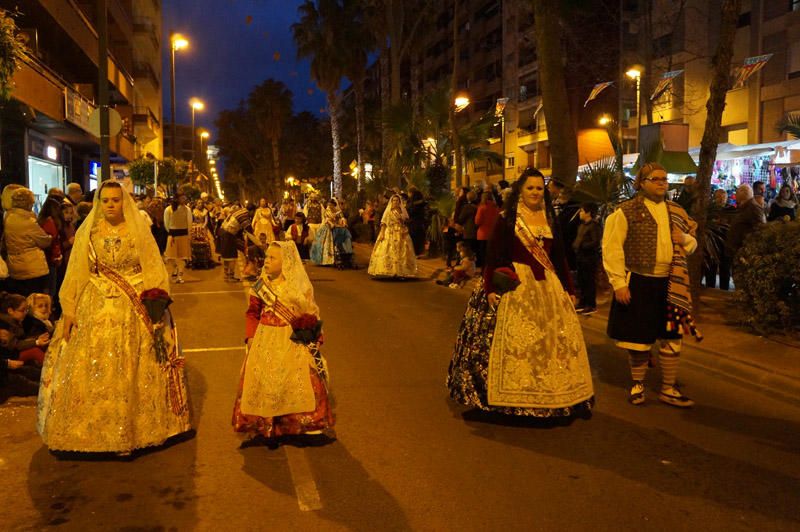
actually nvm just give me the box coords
[368,194,418,278]
[252,198,278,244]
[447,168,594,419]
[233,241,334,441]
[38,181,191,453]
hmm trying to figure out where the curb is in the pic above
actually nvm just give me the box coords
[580,318,800,407]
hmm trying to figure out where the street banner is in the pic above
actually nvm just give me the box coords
[583,81,614,107]
[495,97,509,117]
[733,54,773,89]
[649,70,684,101]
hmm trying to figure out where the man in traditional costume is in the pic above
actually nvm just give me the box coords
[603,162,701,408]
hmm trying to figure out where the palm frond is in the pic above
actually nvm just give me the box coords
[778,113,800,139]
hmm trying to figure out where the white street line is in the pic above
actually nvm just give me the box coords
[284,446,323,511]
[172,290,244,296]
[182,346,246,353]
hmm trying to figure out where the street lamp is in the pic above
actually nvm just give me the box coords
[598,115,612,126]
[626,67,642,152]
[454,91,471,113]
[169,33,189,158]
[189,98,205,172]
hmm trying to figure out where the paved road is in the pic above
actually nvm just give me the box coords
[3,263,800,531]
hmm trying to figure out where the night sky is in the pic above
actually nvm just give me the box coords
[161,0,327,137]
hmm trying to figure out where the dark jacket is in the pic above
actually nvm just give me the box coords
[572,220,602,256]
[0,313,37,354]
[457,203,478,240]
[726,199,766,256]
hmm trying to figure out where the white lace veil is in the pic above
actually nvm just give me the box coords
[59,181,169,317]
[381,194,409,224]
[260,240,319,318]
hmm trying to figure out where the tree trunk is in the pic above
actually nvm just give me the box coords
[532,0,578,186]
[271,135,281,187]
[689,0,741,314]
[451,0,462,188]
[380,44,391,183]
[388,0,403,105]
[328,92,343,200]
[355,74,366,191]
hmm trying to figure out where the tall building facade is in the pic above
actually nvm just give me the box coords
[402,0,621,185]
[629,0,800,147]
[0,0,163,201]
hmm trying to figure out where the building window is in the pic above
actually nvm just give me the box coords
[737,12,751,27]
[789,41,800,79]
[506,155,515,168]
[653,33,672,58]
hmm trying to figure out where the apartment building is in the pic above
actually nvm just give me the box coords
[400,0,622,185]
[0,0,163,200]
[629,0,800,185]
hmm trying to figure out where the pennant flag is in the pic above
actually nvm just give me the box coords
[733,54,773,89]
[583,81,614,107]
[650,70,684,101]
[495,97,509,117]
[533,100,543,120]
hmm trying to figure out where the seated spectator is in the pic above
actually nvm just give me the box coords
[0,327,40,403]
[24,293,54,338]
[4,188,52,296]
[0,292,50,367]
[436,241,476,288]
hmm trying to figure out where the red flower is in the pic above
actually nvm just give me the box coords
[494,267,519,282]
[140,289,173,324]
[141,288,171,301]
[290,313,319,330]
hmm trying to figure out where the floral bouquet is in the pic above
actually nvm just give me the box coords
[140,288,173,364]
[290,313,323,345]
[140,288,173,324]
[491,267,521,295]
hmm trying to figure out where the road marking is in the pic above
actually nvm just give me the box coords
[182,346,246,353]
[172,290,244,296]
[284,446,322,511]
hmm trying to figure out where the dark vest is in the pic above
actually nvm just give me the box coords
[619,195,668,274]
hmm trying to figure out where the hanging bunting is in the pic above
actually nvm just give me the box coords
[649,70,684,101]
[733,54,773,89]
[583,81,614,107]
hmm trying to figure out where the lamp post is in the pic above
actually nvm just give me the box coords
[626,68,642,153]
[169,33,188,158]
[198,129,209,179]
[189,98,205,172]
[452,91,470,187]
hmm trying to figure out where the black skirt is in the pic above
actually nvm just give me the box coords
[219,231,239,260]
[607,273,681,345]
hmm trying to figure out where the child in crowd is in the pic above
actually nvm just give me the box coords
[572,202,602,315]
[24,293,54,338]
[436,241,476,289]
[0,292,50,367]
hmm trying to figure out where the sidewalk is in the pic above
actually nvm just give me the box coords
[353,242,800,405]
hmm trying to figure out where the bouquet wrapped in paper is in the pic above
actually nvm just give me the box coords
[491,267,521,295]
[140,288,173,364]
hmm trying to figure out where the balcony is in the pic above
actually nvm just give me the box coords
[133,106,161,143]
[133,61,160,92]
[133,16,160,50]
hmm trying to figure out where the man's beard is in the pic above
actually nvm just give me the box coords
[642,190,666,203]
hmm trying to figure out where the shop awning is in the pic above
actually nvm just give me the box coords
[633,144,698,175]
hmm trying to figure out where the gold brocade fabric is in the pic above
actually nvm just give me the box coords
[367,216,418,277]
[37,231,191,452]
[487,263,594,409]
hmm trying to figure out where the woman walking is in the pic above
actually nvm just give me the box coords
[447,168,594,420]
[368,194,418,278]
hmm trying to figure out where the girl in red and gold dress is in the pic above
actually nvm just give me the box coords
[232,240,334,443]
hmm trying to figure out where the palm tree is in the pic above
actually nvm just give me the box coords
[779,113,800,139]
[341,0,376,191]
[247,79,293,188]
[293,0,348,199]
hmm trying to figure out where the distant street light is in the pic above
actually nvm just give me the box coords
[169,33,189,158]
[189,98,205,172]
[454,91,471,112]
[626,67,643,152]
[598,115,612,126]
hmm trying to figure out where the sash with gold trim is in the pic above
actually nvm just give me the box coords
[514,218,557,275]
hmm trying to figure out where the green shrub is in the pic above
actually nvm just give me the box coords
[732,220,800,335]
